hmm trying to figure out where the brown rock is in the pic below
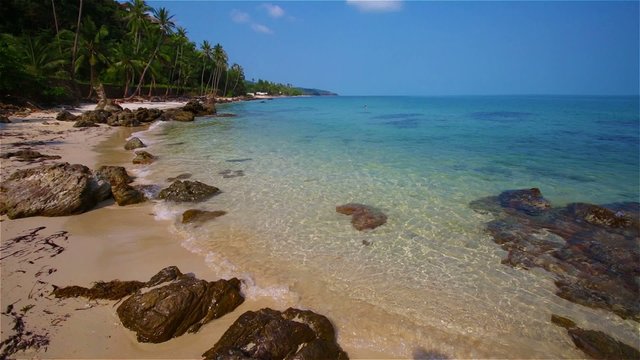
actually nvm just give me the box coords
[132,151,155,165]
[124,137,146,150]
[181,209,227,224]
[336,203,387,231]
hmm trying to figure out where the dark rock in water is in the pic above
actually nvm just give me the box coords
[134,107,162,123]
[0,163,110,219]
[162,109,195,122]
[52,266,183,301]
[55,110,77,122]
[107,109,140,127]
[158,180,220,202]
[0,115,11,123]
[124,137,146,150]
[471,188,640,321]
[182,100,215,116]
[0,149,61,162]
[497,188,551,215]
[111,183,146,206]
[181,209,227,224]
[219,169,245,178]
[166,173,192,182]
[95,165,133,186]
[551,314,640,359]
[117,274,243,343]
[336,203,387,231]
[132,150,155,165]
[202,308,348,360]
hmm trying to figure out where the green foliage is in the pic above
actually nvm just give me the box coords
[246,79,303,96]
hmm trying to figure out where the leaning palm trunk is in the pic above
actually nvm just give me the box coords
[223,70,229,97]
[129,36,163,99]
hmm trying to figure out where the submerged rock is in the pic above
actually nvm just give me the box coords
[117,274,243,343]
[0,163,110,219]
[471,189,640,321]
[124,137,146,150]
[336,203,387,231]
[132,150,155,165]
[551,314,640,359]
[162,109,195,122]
[166,173,192,182]
[202,308,348,360]
[181,209,227,224]
[158,180,220,202]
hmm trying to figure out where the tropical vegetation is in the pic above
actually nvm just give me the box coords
[0,0,305,104]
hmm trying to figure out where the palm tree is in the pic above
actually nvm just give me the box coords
[108,41,143,97]
[71,0,83,83]
[130,6,174,98]
[229,63,244,96]
[212,43,227,97]
[125,0,151,54]
[75,18,109,97]
[199,40,212,96]
[166,26,187,96]
[19,33,65,77]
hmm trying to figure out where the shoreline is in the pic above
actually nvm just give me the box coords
[0,101,391,359]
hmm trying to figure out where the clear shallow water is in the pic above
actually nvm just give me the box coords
[136,96,639,358]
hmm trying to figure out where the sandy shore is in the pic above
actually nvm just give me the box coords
[0,103,388,359]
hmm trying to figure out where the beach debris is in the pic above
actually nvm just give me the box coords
[182,99,216,116]
[0,227,68,262]
[202,308,349,360]
[117,271,243,343]
[124,137,147,150]
[132,150,155,165]
[55,110,77,122]
[336,203,387,231]
[0,149,61,162]
[158,180,220,202]
[219,169,244,178]
[470,189,640,321]
[166,173,192,182]
[0,305,50,359]
[162,109,195,122]
[181,209,227,224]
[0,163,110,219]
[107,109,140,127]
[0,115,11,123]
[551,314,640,359]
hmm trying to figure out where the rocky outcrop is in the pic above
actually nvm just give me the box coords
[95,99,123,112]
[182,100,215,116]
[551,315,640,359]
[162,109,195,122]
[95,165,133,185]
[124,137,146,150]
[0,150,61,162]
[74,110,111,127]
[55,110,77,122]
[158,180,220,202]
[134,108,162,123]
[132,150,155,165]
[202,308,348,360]
[470,189,640,321]
[181,209,227,224]
[336,203,387,231]
[117,272,244,343]
[0,163,110,219]
[107,109,140,127]
[95,165,145,206]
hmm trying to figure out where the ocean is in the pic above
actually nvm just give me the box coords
[134,96,639,358]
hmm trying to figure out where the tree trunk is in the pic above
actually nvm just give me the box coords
[71,0,83,81]
[87,63,95,98]
[200,57,206,96]
[51,0,62,55]
[123,70,130,98]
[129,37,162,99]
[231,71,241,96]
[223,69,229,97]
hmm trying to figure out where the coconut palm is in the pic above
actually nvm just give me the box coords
[71,0,83,82]
[125,0,151,54]
[199,40,212,96]
[211,43,227,97]
[108,41,143,97]
[75,18,109,97]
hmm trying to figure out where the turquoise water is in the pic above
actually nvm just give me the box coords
[136,96,639,358]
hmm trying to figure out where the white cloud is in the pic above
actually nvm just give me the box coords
[251,23,274,34]
[231,9,250,23]
[262,3,285,18]
[346,0,403,13]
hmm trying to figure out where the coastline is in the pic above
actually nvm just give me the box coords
[0,103,391,359]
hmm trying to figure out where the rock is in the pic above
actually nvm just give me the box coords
[111,183,146,206]
[117,274,244,343]
[181,209,227,224]
[551,314,640,359]
[470,189,640,321]
[166,173,192,182]
[53,266,182,301]
[95,99,123,112]
[124,137,146,150]
[132,151,155,165]
[134,107,163,123]
[0,115,10,123]
[498,188,551,215]
[202,308,348,360]
[107,109,140,127]
[0,150,61,162]
[73,117,99,127]
[75,110,111,127]
[158,180,220,202]
[0,163,110,219]
[162,109,195,122]
[182,100,215,116]
[95,165,133,186]
[336,203,387,231]
[55,110,77,122]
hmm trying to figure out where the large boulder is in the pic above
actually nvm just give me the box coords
[107,109,140,127]
[336,203,387,231]
[74,110,111,127]
[124,137,146,150]
[202,308,348,360]
[134,108,162,123]
[158,180,220,202]
[111,183,146,206]
[116,274,244,343]
[55,110,77,122]
[182,99,215,116]
[132,150,155,165]
[95,99,123,112]
[95,165,133,186]
[498,188,551,215]
[0,163,110,219]
[162,109,195,122]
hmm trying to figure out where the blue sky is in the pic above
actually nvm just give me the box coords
[147,1,639,96]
